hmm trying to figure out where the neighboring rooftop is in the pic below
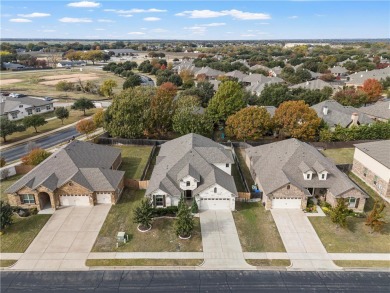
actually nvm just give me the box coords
[359,100,390,120]
[354,140,390,169]
[290,79,335,91]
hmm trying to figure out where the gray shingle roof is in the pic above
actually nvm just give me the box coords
[195,67,224,77]
[330,66,348,74]
[354,140,390,169]
[346,67,390,86]
[0,97,52,115]
[6,141,124,193]
[312,100,373,127]
[290,79,335,90]
[359,100,390,120]
[146,133,237,197]
[246,138,366,197]
[224,70,248,81]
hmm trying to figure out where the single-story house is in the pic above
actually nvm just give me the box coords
[311,100,373,129]
[352,140,390,202]
[195,67,224,80]
[358,100,390,122]
[345,67,390,87]
[223,70,248,82]
[6,141,125,211]
[2,62,26,71]
[245,138,367,211]
[290,79,337,91]
[145,133,238,211]
[330,66,348,77]
[0,96,54,121]
[57,60,87,68]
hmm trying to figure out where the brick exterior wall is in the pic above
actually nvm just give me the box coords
[325,188,366,212]
[352,159,390,200]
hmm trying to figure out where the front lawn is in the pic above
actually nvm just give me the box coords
[333,260,390,268]
[233,201,286,252]
[0,214,51,253]
[309,173,390,253]
[246,259,291,267]
[1,174,24,202]
[320,148,355,165]
[92,189,203,252]
[116,145,153,179]
[86,259,203,267]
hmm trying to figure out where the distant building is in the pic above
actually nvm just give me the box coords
[57,60,87,68]
[0,96,54,121]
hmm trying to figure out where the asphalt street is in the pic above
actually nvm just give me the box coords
[1,127,80,162]
[1,270,389,292]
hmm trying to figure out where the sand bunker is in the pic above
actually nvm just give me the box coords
[0,79,23,86]
[39,73,100,85]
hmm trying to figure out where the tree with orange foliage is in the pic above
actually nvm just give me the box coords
[21,148,51,166]
[76,119,96,138]
[273,100,321,141]
[362,79,383,103]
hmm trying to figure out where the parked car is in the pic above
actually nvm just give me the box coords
[9,93,26,98]
[44,97,53,101]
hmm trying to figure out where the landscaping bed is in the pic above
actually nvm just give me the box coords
[91,189,202,253]
[115,145,153,179]
[233,201,286,252]
[86,259,203,267]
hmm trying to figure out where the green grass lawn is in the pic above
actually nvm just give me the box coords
[1,108,98,146]
[115,145,153,179]
[246,259,291,267]
[0,260,17,267]
[0,214,51,253]
[92,189,203,252]
[1,174,24,202]
[320,148,355,165]
[334,260,390,268]
[86,259,203,267]
[309,173,390,253]
[235,148,255,187]
[233,201,286,252]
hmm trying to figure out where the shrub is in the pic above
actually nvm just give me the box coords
[56,80,74,92]
[191,199,198,214]
[321,206,331,215]
[21,148,51,166]
[175,203,194,238]
[0,200,13,231]
[152,206,178,217]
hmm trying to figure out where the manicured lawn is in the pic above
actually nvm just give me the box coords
[233,201,286,252]
[1,108,98,146]
[1,174,24,202]
[0,260,17,267]
[334,260,390,268]
[246,259,291,267]
[116,145,153,179]
[235,148,255,187]
[86,259,203,267]
[92,189,203,252]
[309,173,390,253]
[320,148,355,165]
[0,214,51,253]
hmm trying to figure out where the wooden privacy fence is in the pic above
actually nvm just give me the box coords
[238,192,251,200]
[125,179,149,190]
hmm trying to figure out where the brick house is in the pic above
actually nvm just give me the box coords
[352,140,390,203]
[6,141,125,211]
[245,139,367,211]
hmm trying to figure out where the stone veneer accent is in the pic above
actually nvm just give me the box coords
[325,188,366,212]
[352,159,390,199]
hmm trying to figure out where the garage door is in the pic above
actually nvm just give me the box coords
[272,198,301,209]
[200,198,231,210]
[96,193,112,204]
[59,195,90,206]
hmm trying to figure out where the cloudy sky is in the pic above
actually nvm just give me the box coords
[0,1,389,40]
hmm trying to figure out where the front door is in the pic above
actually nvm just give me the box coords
[185,190,192,199]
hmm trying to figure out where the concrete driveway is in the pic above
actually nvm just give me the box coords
[12,204,110,271]
[199,210,252,269]
[271,209,340,270]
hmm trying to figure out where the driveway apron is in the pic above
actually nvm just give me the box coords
[199,210,253,269]
[271,209,340,270]
[12,204,110,271]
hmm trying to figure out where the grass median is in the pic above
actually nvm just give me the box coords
[86,259,203,267]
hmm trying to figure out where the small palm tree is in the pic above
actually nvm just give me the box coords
[133,199,153,231]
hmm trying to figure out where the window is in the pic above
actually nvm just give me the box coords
[214,187,217,193]
[155,195,164,207]
[347,197,356,208]
[363,168,367,177]
[27,109,32,115]
[35,107,41,113]
[46,105,51,110]
[306,174,310,179]
[226,163,229,168]
[11,113,17,119]
[287,185,290,190]
[373,175,378,185]
[321,174,326,179]
[186,181,190,186]
[19,105,23,108]
[22,194,35,204]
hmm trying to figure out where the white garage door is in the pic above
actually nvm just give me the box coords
[272,198,302,209]
[59,195,90,206]
[200,198,231,210]
[96,193,112,204]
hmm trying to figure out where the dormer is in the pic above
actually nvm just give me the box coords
[299,162,314,180]
[313,161,329,181]
[177,164,200,191]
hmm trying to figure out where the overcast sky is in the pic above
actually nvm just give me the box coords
[1,1,389,40]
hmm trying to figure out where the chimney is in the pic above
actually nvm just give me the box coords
[323,106,328,115]
[351,112,359,125]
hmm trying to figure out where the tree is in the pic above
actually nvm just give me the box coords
[99,79,117,98]
[258,84,292,107]
[133,199,153,231]
[191,199,199,214]
[362,79,383,103]
[76,119,96,138]
[207,80,245,122]
[23,115,47,133]
[83,50,104,65]
[56,80,74,92]
[93,108,104,128]
[175,200,194,238]
[330,198,349,228]
[172,95,213,136]
[104,86,155,138]
[225,106,273,140]
[21,148,51,166]
[0,200,13,232]
[180,81,215,107]
[0,157,5,167]
[333,88,368,107]
[55,107,69,125]
[71,98,95,116]
[366,201,386,232]
[123,75,142,89]
[273,100,321,140]
[0,117,25,142]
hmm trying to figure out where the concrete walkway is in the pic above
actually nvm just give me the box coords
[271,209,340,271]
[11,205,110,271]
[199,210,253,269]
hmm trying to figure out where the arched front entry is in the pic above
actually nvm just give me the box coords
[38,192,52,210]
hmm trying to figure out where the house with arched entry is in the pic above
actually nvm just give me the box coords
[6,141,125,212]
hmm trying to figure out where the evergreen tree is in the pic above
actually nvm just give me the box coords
[133,199,153,231]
